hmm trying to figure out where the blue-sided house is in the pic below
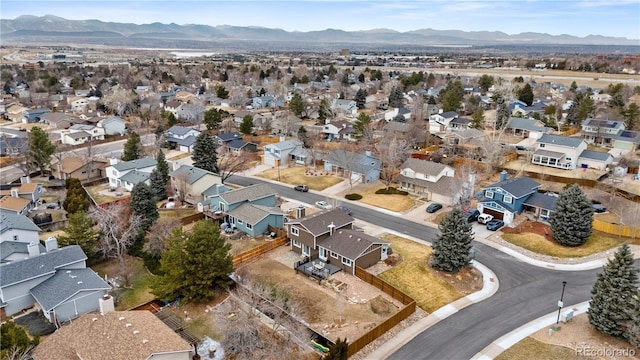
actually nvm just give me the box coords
[323,150,381,184]
[477,171,540,224]
[205,183,284,237]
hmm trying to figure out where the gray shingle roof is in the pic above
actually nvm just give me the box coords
[171,165,218,185]
[289,208,354,236]
[319,229,388,260]
[169,135,197,147]
[523,192,558,211]
[217,132,243,142]
[227,203,282,224]
[533,149,565,159]
[30,268,110,311]
[537,134,584,148]
[268,139,303,150]
[166,125,195,136]
[219,183,275,205]
[325,150,380,175]
[111,157,156,171]
[484,177,540,198]
[507,118,549,132]
[0,212,41,234]
[582,118,624,129]
[397,174,463,196]
[400,158,451,177]
[579,150,613,162]
[119,169,151,185]
[227,139,250,149]
[0,245,87,287]
[1,242,45,263]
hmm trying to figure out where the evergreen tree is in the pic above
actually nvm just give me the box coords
[318,98,333,122]
[151,220,233,303]
[289,93,304,117]
[441,80,465,112]
[430,208,474,273]
[215,84,229,99]
[517,83,534,106]
[352,112,372,139]
[624,289,640,346]
[495,100,509,130]
[192,133,218,173]
[204,108,229,131]
[130,182,159,232]
[549,184,594,247]
[122,131,143,161]
[588,244,639,338]
[355,89,367,109]
[63,178,90,214]
[1,321,39,359]
[389,86,403,108]
[27,126,56,176]
[149,168,167,200]
[470,108,485,129]
[322,338,348,360]
[478,74,494,93]
[155,150,170,185]
[58,210,99,260]
[622,103,639,130]
[239,114,254,135]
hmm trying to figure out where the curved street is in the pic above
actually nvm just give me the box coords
[230,174,639,359]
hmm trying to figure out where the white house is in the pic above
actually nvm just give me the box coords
[97,116,126,135]
[397,158,463,205]
[428,111,458,135]
[532,134,587,170]
[263,139,310,167]
[59,124,105,146]
[165,125,201,153]
[105,157,157,191]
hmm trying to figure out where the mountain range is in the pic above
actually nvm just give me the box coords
[1,15,638,51]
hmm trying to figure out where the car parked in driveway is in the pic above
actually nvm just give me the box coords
[592,203,607,213]
[315,201,333,210]
[294,185,309,192]
[426,203,443,213]
[464,209,480,222]
[486,219,505,231]
[478,213,494,224]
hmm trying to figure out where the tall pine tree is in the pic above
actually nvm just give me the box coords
[588,243,639,338]
[149,168,167,200]
[28,126,56,176]
[151,220,233,303]
[57,210,99,260]
[549,184,594,247]
[122,131,143,161]
[156,150,170,184]
[130,182,158,232]
[430,208,474,273]
[192,133,218,173]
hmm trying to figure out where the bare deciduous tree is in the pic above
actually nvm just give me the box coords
[143,217,182,258]
[376,135,410,189]
[217,147,253,183]
[171,170,190,202]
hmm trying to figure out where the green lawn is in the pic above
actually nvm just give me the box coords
[92,256,156,310]
[378,235,464,312]
[501,232,627,258]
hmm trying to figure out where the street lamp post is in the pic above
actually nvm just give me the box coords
[556,281,567,325]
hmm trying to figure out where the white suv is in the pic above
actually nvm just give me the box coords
[478,213,494,224]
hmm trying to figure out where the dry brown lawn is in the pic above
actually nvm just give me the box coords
[496,337,579,360]
[501,232,627,258]
[378,235,468,312]
[357,185,415,212]
[91,256,155,310]
[257,166,343,190]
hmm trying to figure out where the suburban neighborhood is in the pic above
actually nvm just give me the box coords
[0,21,639,360]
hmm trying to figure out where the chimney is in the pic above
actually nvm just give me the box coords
[500,170,508,182]
[20,175,31,184]
[10,188,18,198]
[328,222,335,236]
[279,136,286,142]
[45,237,58,252]
[99,295,115,315]
[296,205,305,219]
[110,157,118,166]
[365,150,372,157]
[27,242,40,257]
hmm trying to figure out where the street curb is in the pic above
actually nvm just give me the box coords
[470,302,590,360]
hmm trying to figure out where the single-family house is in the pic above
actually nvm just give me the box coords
[252,96,278,109]
[331,99,358,117]
[506,118,552,139]
[580,118,626,146]
[0,182,43,215]
[478,172,540,224]
[263,139,310,167]
[383,121,415,141]
[323,150,381,184]
[611,130,640,154]
[397,158,463,204]
[170,165,222,205]
[0,242,110,323]
[428,111,458,134]
[322,120,353,142]
[287,209,389,277]
[204,183,283,237]
[50,156,109,181]
[97,116,126,135]
[225,139,258,154]
[0,212,41,263]
[165,125,201,153]
[59,124,105,145]
[522,192,558,221]
[105,157,157,191]
[23,108,51,123]
[511,100,547,118]
[577,150,614,171]
[532,134,587,170]
[32,310,194,360]
[176,103,205,123]
[39,112,76,129]
[163,100,182,118]
[450,117,472,130]
[214,132,243,147]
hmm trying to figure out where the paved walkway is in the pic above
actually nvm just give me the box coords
[240,171,640,358]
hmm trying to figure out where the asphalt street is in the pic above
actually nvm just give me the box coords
[229,175,639,359]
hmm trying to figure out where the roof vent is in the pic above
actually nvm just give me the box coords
[125,323,132,327]
[133,330,140,334]
[77,281,83,284]
[70,275,77,279]
[142,339,149,344]
[119,317,125,321]
[92,317,98,322]
[66,270,71,273]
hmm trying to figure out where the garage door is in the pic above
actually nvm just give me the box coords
[483,208,504,220]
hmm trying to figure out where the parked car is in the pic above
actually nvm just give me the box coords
[315,201,333,210]
[339,206,352,215]
[592,204,607,213]
[294,185,309,192]
[486,219,505,231]
[426,203,443,213]
[478,213,494,224]
[464,209,480,222]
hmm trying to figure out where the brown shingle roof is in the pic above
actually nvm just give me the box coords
[319,229,388,260]
[400,158,451,177]
[0,196,30,212]
[288,208,354,236]
[32,311,192,360]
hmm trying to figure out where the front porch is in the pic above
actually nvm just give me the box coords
[294,258,342,280]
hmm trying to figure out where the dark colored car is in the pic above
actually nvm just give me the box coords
[426,203,443,213]
[464,209,480,222]
[592,204,606,213]
[294,185,309,192]
[339,206,352,215]
[486,219,505,231]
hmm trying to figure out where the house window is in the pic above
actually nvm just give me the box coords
[237,219,243,225]
[219,203,225,212]
[228,216,235,224]
[246,223,252,229]
[13,235,18,241]
[81,170,87,174]
[566,157,572,161]
[112,170,117,176]
[291,226,299,236]
[302,245,310,256]
[503,195,513,204]
[293,239,301,248]
[331,251,338,259]
[342,257,352,266]
[319,247,327,260]
[540,144,546,148]
[485,190,494,198]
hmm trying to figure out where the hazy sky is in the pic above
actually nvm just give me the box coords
[2,0,640,39]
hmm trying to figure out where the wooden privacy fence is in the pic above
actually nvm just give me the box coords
[348,266,417,357]
[593,219,640,239]
[179,212,205,226]
[232,236,288,267]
